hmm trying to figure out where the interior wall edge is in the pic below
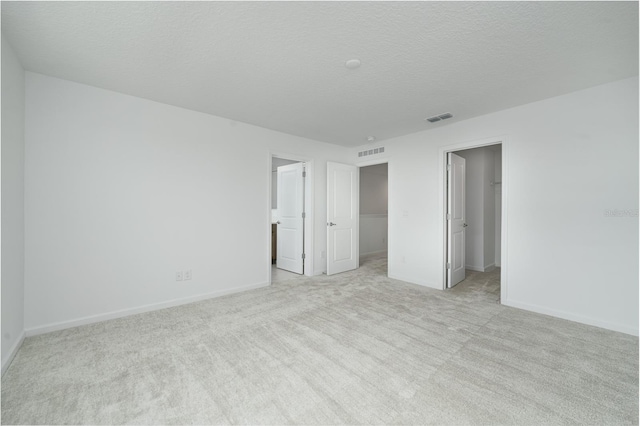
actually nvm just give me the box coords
[503,298,639,337]
[465,265,488,273]
[388,273,439,290]
[1,331,26,377]
[24,281,269,337]
[1,34,26,372]
[360,249,388,256]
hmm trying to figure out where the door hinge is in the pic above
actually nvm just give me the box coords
[302,253,306,259]
[302,171,306,178]
[447,164,451,171]
[302,212,306,219]
[446,213,451,220]
[446,262,451,269]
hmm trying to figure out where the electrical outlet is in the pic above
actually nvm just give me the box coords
[176,271,183,281]
[184,269,192,280]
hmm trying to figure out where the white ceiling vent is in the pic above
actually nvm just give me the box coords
[358,147,385,158]
[425,112,453,123]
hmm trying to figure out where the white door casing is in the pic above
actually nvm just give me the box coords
[327,162,358,275]
[277,163,304,274]
[447,153,466,287]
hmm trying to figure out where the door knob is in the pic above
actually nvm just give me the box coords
[276,221,281,224]
[328,222,337,226]
[463,223,468,227]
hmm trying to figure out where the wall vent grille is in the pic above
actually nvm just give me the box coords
[358,146,385,158]
[425,112,453,123]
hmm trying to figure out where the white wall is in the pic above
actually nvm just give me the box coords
[494,148,502,267]
[351,77,639,335]
[360,164,388,214]
[1,36,26,373]
[24,72,348,333]
[359,215,388,256]
[482,148,495,271]
[16,71,640,338]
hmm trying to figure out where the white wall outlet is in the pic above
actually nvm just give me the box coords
[184,269,192,280]
[176,271,183,281]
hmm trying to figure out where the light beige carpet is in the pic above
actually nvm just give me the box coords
[2,254,638,424]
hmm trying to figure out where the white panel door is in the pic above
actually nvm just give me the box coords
[327,162,358,275]
[447,153,466,287]
[277,163,304,274]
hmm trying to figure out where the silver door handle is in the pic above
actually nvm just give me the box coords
[276,221,281,224]
[328,222,336,226]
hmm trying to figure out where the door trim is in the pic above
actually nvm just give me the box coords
[439,136,508,304]
[269,152,314,283]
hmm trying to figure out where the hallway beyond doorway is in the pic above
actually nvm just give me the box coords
[449,267,501,304]
[271,264,305,283]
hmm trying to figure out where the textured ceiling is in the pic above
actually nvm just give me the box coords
[2,1,638,147]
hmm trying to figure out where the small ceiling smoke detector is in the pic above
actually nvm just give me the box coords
[367,135,376,142]
[345,59,361,69]
[425,112,453,123]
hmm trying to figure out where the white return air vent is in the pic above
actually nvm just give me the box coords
[358,147,385,158]
[425,112,453,123]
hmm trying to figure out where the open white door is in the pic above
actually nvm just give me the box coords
[277,163,304,274]
[447,153,466,287]
[327,162,358,275]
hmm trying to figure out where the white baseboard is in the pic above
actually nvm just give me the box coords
[360,250,388,257]
[465,264,496,272]
[2,331,25,376]
[503,298,639,336]
[25,281,270,337]
[388,273,440,290]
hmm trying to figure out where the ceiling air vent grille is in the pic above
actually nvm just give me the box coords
[358,147,385,158]
[425,112,453,123]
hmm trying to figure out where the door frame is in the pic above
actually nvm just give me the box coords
[354,158,390,277]
[269,152,314,282]
[439,136,508,303]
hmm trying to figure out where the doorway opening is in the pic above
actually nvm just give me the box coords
[359,162,388,277]
[444,143,503,302]
[270,155,313,283]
